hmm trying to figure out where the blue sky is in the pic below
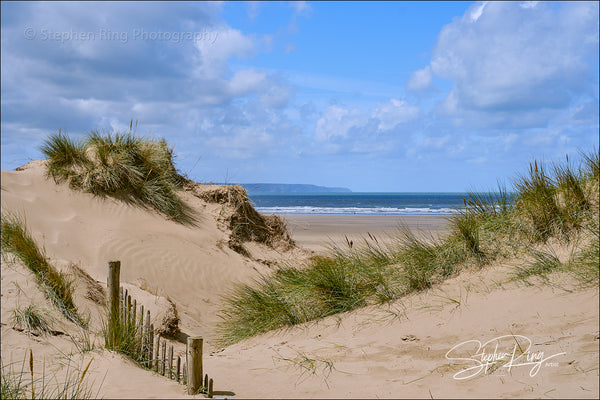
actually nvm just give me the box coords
[1,1,598,191]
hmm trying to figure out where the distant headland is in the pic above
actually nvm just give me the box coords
[233,183,352,194]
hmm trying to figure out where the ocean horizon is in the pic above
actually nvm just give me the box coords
[247,192,483,216]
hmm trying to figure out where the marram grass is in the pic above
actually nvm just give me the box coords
[41,129,193,224]
[0,351,99,399]
[11,305,56,336]
[217,150,599,346]
[1,212,85,327]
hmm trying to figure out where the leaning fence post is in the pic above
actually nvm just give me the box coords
[187,337,203,395]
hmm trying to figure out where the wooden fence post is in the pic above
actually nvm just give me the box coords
[208,378,213,398]
[145,312,152,365]
[132,299,137,326]
[154,333,160,372]
[176,356,181,382]
[107,261,120,325]
[138,305,144,356]
[187,337,203,395]
[161,340,166,375]
[168,346,173,379]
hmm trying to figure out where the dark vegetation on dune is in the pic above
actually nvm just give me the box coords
[217,150,600,346]
[186,183,295,255]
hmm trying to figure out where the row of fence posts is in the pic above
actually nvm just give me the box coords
[107,261,214,397]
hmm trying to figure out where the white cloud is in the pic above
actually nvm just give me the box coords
[315,105,365,141]
[260,83,294,108]
[427,1,599,128]
[372,99,419,130]
[406,65,433,92]
[194,28,255,79]
[227,69,267,96]
[469,1,488,21]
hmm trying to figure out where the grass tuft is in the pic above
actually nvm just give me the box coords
[101,307,145,364]
[1,352,100,399]
[1,212,85,327]
[512,249,563,284]
[11,305,56,336]
[40,128,193,224]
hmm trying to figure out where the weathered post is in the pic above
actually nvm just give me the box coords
[168,346,173,379]
[186,337,203,395]
[161,340,167,375]
[176,356,181,382]
[145,312,151,364]
[107,262,120,322]
[138,305,144,356]
[107,261,120,347]
[132,299,137,326]
[154,334,160,372]
[208,378,214,398]
[126,295,131,324]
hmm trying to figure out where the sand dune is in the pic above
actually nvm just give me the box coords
[1,161,598,399]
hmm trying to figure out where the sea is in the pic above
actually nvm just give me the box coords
[247,193,472,216]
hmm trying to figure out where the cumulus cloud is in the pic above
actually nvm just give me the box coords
[417,1,598,129]
[406,65,434,92]
[194,28,255,79]
[315,105,365,141]
[0,1,300,172]
[372,99,419,130]
[312,99,420,152]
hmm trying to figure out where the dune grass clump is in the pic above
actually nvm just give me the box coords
[101,310,145,364]
[0,351,98,399]
[11,305,56,336]
[40,128,193,224]
[218,150,599,346]
[1,213,85,327]
[217,242,404,346]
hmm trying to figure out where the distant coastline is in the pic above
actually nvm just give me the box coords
[233,183,352,194]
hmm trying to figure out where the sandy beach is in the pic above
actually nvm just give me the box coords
[282,214,451,252]
[1,161,598,399]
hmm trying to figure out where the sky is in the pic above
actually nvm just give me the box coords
[1,1,598,192]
